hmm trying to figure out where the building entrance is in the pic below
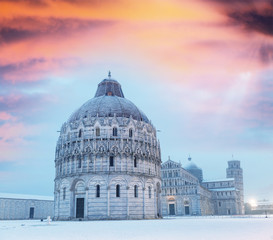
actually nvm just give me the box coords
[29,207,34,219]
[169,204,175,215]
[76,198,84,218]
[185,206,190,215]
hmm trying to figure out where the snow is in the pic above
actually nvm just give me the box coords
[0,192,53,201]
[1,216,272,240]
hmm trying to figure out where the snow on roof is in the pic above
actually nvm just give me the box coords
[202,178,234,183]
[209,188,236,192]
[0,192,54,201]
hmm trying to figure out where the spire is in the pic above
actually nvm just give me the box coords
[108,71,111,79]
[168,156,170,161]
[188,154,192,161]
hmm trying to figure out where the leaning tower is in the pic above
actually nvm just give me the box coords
[226,160,244,214]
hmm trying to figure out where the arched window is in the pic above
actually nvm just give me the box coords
[129,128,133,138]
[96,127,100,136]
[113,127,118,136]
[148,186,152,199]
[96,185,100,198]
[116,184,120,197]
[78,129,82,138]
[134,156,137,168]
[63,187,66,200]
[134,185,138,198]
[109,156,114,167]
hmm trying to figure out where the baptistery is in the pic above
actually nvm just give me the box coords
[54,73,162,220]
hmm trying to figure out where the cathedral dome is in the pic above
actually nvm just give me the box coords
[185,162,200,170]
[68,76,149,123]
[184,156,203,182]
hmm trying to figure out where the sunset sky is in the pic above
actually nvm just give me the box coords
[0,0,272,202]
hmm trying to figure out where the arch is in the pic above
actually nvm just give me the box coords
[145,178,155,188]
[124,146,131,156]
[85,146,92,153]
[98,145,105,153]
[128,177,144,189]
[88,176,108,187]
[111,146,119,156]
[70,178,86,192]
[109,176,127,188]
[75,181,85,194]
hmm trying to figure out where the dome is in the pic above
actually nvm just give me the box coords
[68,76,149,123]
[185,162,200,170]
[184,156,203,182]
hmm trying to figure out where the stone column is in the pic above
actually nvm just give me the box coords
[154,188,157,217]
[70,189,74,219]
[127,186,130,219]
[85,187,89,219]
[143,187,146,219]
[107,185,110,217]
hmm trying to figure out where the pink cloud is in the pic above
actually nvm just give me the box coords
[0,112,17,121]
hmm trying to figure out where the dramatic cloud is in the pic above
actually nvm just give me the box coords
[203,0,273,36]
[259,44,273,63]
[0,17,114,44]
[228,10,273,36]
[0,0,47,6]
[0,57,81,83]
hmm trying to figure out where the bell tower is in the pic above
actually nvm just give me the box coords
[226,160,244,214]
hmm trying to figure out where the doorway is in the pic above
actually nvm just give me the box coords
[185,206,190,215]
[29,207,34,219]
[169,204,175,215]
[76,198,84,218]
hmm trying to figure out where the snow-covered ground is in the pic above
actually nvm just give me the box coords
[1,216,272,240]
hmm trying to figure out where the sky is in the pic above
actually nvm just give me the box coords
[0,0,272,203]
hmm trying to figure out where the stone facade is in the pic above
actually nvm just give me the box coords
[161,158,244,216]
[0,193,53,220]
[54,74,161,220]
[161,159,213,216]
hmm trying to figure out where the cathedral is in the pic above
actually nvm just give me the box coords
[54,73,162,220]
[161,157,244,216]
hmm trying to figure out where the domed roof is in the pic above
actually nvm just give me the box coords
[184,156,202,170]
[68,73,149,123]
[185,162,200,170]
